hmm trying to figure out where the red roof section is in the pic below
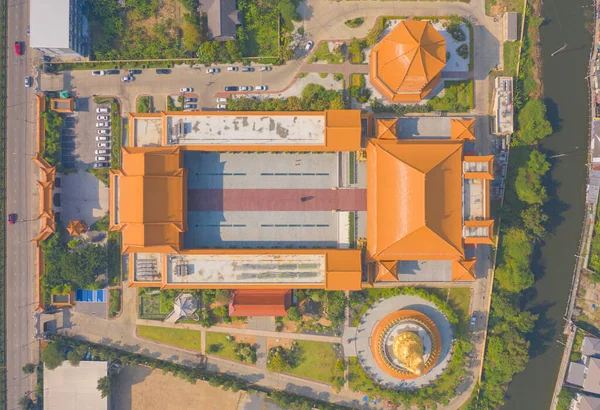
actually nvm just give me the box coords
[229,289,292,317]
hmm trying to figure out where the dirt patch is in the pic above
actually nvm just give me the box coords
[267,337,294,350]
[488,0,524,15]
[230,335,256,345]
[215,320,248,329]
[317,317,332,327]
[111,366,248,410]
[576,271,600,326]
[127,0,184,32]
[280,320,298,333]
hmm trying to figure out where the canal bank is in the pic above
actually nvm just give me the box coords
[502,0,593,409]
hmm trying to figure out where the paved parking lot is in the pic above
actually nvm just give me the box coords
[59,169,109,227]
[40,62,302,115]
[61,98,113,169]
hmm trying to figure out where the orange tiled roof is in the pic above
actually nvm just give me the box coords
[111,147,186,253]
[451,118,476,141]
[375,260,399,282]
[32,154,56,243]
[370,21,446,102]
[376,118,399,140]
[452,259,476,281]
[367,139,464,261]
[325,249,363,290]
[464,155,495,180]
[464,219,495,245]
[67,220,86,236]
[229,289,292,317]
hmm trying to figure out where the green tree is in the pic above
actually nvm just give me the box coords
[287,306,301,322]
[197,41,220,64]
[332,375,345,392]
[67,238,82,249]
[198,310,216,327]
[278,0,300,23]
[18,395,35,410]
[22,363,36,375]
[41,341,65,370]
[67,345,87,366]
[495,228,535,293]
[235,343,257,364]
[515,151,550,205]
[182,21,202,52]
[516,99,553,145]
[225,41,242,62]
[268,351,290,372]
[521,205,548,241]
[97,375,113,398]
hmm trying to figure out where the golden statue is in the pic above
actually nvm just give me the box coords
[392,332,425,375]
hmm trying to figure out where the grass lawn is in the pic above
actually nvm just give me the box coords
[503,42,520,77]
[109,289,121,318]
[310,42,344,64]
[205,332,239,361]
[347,357,363,391]
[137,326,202,351]
[287,341,341,383]
[427,80,473,112]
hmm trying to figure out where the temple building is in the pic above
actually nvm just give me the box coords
[108,110,493,291]
[370,20,446,102]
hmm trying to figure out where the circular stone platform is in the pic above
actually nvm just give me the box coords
[355,295,454,390]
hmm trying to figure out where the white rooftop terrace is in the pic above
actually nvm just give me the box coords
[133,117,163,147]
[133,253,163,282]
[166,253,325,284]
[166,114,325,145]
[396,117,452,139]
[494,76,514,135]
[463,178,487,220]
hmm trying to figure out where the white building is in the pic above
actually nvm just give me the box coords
[30,0,89,59]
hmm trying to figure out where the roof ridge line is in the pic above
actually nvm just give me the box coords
[375,140,428,174]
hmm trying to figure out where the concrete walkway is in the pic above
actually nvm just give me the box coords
[300,58,370,87]
[136,318,342,343]
[255,336,268,370]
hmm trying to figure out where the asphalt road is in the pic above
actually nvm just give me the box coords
[6,0,38,407]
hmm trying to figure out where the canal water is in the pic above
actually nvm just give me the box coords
[502,0,592,408]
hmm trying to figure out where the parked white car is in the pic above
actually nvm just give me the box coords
[96,122,110,128]
[96,107,110,114]
[239,86,252,91]
[180,87,193,93]
[255,85,268,91]
[97,142,111,148]
[92,70,105,76]
[305,41,314,51]
[216,97,228,103]
[97,115,109,121]
[206,68,220,74]
[97,129,110,135]
[217,104,227,109]
[95,149,110,155]
[96,135,109,141]
[95,155,110,162]
[227,66,238,72]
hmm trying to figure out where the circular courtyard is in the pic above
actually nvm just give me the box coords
[355,295,454,390]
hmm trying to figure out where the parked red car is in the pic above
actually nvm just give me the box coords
[14,42,22,56]
[7,213,16,225]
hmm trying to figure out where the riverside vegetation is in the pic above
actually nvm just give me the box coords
[466,2,553,408]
